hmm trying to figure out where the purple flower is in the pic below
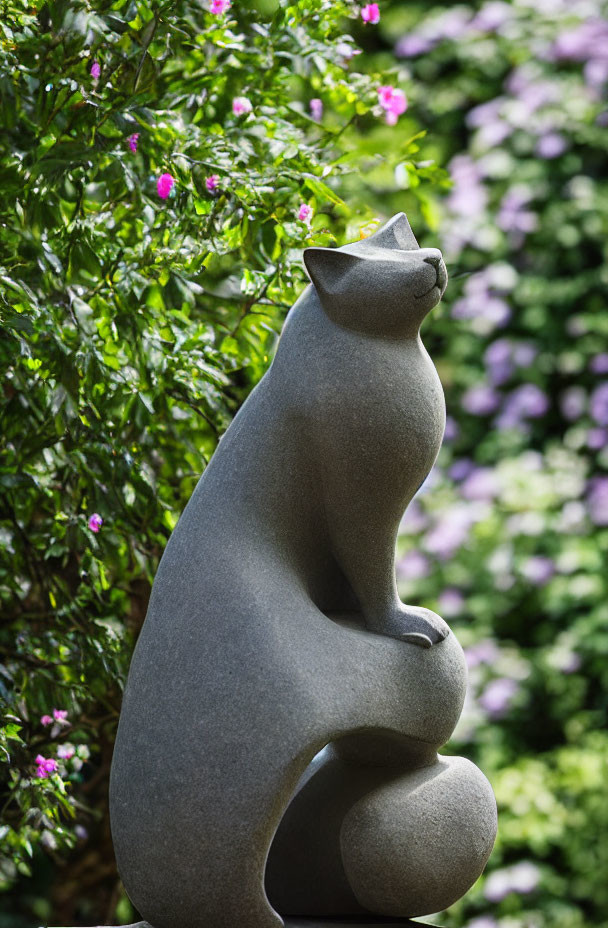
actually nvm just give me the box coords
[590,382,608,425]
[536,133,567,159]
[479,677,519,717]
[469,918,499,928]
[209,0,231,12]
[551,20,608,62]
[587,428,608,450]
[587,476,608,525]
[395,34,436,57]
[128,133,139,153]
[484,862,540,901]
[157,173,175,199]
[88,513,103,533]
[432,8,471,40]
[485,338,513,384]
[40,715,53,727]
[444,415,459,441]
[397,550,430,581]
[461,466,499,501]
[512,342,537,367]
[465,639,500,668]
[502,384,549,422]
[521,556,555,586]
[509,861,541,894]
[470,1,511,32]
[446,155,487,218]
[560,386,586,421]
[585,58,608,90]
[90,61,101,80]
[424,505,476,558]
[310,98,323,121]
[497,187,537,238]
[438,588,465,617]
[53,708,68,723]
[449,458,474,482]
[462,383,500,416]
[206,174,220,192]
[591,353,608,374]
[399,499,428,534]
[484,868,513,902]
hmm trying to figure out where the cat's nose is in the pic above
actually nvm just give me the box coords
[421,249,443,268]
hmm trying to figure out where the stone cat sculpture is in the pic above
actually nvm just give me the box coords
[109,213,497,928]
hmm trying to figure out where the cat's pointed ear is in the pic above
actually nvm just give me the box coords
[366,212,419,251]
[303,247,363,297]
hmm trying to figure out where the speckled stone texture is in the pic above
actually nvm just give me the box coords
[108,214,497,928]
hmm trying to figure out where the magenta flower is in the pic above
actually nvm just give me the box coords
[53,708,68,723]
[35,755,58,778]
[232,96,253,116]
[377,86,408,125]
[206,174,220,192]
[209,0,231,12]
[128,133,139,153]
[88,513,103,533]
[90,61,101,80]
[157,173,175,199]
[361,3,380,24]
[297,203,313,224]
[40,715,53,727]
[310,98,323,121]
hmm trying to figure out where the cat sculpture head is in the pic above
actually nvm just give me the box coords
[303,213,447,338]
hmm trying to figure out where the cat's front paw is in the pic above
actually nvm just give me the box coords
[369,605,450,648]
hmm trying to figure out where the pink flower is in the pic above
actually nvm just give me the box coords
[41,715,53,727]
[157,173,175,199]
[57,745,75,760]
[361,3,380,24]
[35,755,58,778]
[378,85,408,125]
[206,174,220,192]
[88,513,103,533]
[209,0,230,12]
[297,204,313,224]
[90,61,101,80]
[53,709,68,723]
[128,133,139,153]
[232,96,253,116]
[310,98,323,121]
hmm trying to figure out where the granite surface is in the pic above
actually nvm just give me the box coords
[108,213,497,928]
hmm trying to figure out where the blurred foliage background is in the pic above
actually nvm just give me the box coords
[0,0,606,926]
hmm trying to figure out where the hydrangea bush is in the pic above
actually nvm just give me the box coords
[0,1,437,923]
[357,1,608,926]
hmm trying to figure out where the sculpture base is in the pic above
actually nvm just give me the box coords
[284,920,438,926]
[67,920,439,928]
